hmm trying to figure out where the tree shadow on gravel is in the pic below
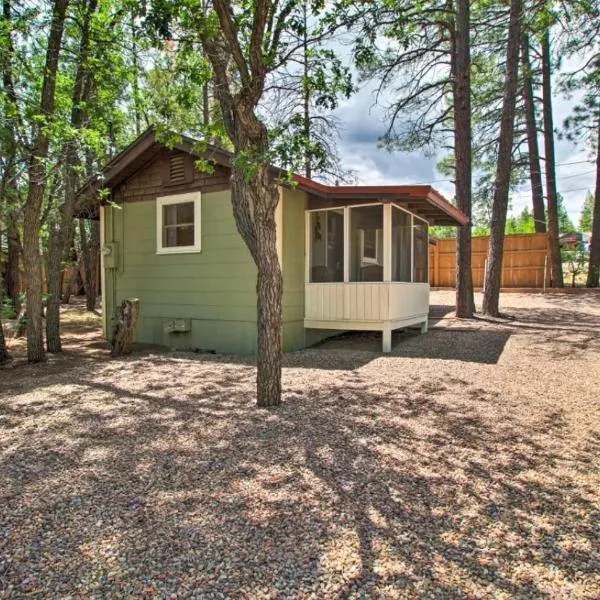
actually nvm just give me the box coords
[1,355,598,598]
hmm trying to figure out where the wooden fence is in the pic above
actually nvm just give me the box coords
[429,232,549,288]
[1,258,100,298]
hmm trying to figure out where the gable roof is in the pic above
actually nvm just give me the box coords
[77,128,468,226]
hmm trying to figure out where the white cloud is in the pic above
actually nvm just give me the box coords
[330,52,594,227]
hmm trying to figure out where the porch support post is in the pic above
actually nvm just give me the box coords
[305,210,311,283]
[343,206,350,282]
[382,325,392,353]
[383,203,392,282]
[410,215,414,282]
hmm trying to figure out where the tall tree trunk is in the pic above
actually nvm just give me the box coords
[80,218,100,310]
[45,223,64,352]
[587,118,600,287]
[302,2,311,179]
[5,218,21,310]
[1,0,22,314]
[201,3,284,407]
[0,311,8,364]
[453,0,475,318]
[230,164,283,407]
[482,0,522,316]
[521,33,546,233]
[541,29,563,287]
[46,0,96,352]
[22,0,68,361]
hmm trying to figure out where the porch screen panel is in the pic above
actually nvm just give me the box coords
[392,206,411,282]
[349,205,383,282]
[309,209,344,282]
[413,219,429,283]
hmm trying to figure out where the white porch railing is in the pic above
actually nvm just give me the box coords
[304,282,429,351]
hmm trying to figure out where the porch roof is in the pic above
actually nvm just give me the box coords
[294,175,468,227]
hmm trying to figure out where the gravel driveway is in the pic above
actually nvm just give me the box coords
[1,292,599,598]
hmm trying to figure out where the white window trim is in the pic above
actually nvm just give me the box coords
[156,192,202,255]
[360,228,383,265]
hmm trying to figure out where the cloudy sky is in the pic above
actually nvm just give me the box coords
[331,71,595,227]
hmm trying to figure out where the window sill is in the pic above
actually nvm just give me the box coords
[156,246,202,255]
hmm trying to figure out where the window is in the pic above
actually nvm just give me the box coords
[156,192,201,254]
[309,209,344,282]
[360,228,382,264]
[392,206,412,282]
[413,218,429,282]
[350,205,383,282]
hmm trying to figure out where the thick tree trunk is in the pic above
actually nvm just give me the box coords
[0,314,8,364]
[201,0,284,407]
[1,0,22,314]
[302,3,311,180]
[587,118,600,287]
[521,34,546,233]
[482,0,522,316]
[541,29,563,287]
[0,277,9,363]
[80,218,100,310]
[453,0,475,318]
[5,219,21,310]
[45,224,64,352]
[22,0,68,362]
[231,165,283,407]
[45,0,96,351]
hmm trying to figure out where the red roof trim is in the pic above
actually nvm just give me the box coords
[292,175,468,226]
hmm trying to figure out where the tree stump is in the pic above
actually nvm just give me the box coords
[110,298,140,357]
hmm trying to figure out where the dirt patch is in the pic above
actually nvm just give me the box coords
[1,293,599,598]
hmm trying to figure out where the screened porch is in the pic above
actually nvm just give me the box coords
[304,202,430,352]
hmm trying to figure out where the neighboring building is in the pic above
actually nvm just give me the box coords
[78,129,468,353]
[560,232,591,252]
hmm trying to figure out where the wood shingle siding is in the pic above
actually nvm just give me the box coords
[113,148,230,205]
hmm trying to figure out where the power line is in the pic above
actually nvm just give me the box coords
[546,170,595,180]
[513,186,592,197]
[554,159,594,167]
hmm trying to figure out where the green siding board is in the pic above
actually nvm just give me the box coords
[105,190,259,354]
[103,186,318,354]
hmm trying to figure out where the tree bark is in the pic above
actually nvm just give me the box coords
[453,0,475,318]
[587,117,600,287]
[201,1,284,407]
[0,314,8,364]
[541,29,563,287]
[521,33,546,233]
[46,0,96,352]
[22,0,68,362]
[5,218,21,310]
[231,165,283,407]
[302,2,311,179]
[110,298,140,356]
[80,218,100,310]
[1,0,22,314]
[45,223,64,352]
[482,0,522,316]
[0,281,9,363]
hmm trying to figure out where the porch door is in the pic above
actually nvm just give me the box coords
[326,210,344,282]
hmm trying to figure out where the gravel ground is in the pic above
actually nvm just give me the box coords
[1,292,599,598]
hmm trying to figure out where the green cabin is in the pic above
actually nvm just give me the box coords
[80,130,467,353]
